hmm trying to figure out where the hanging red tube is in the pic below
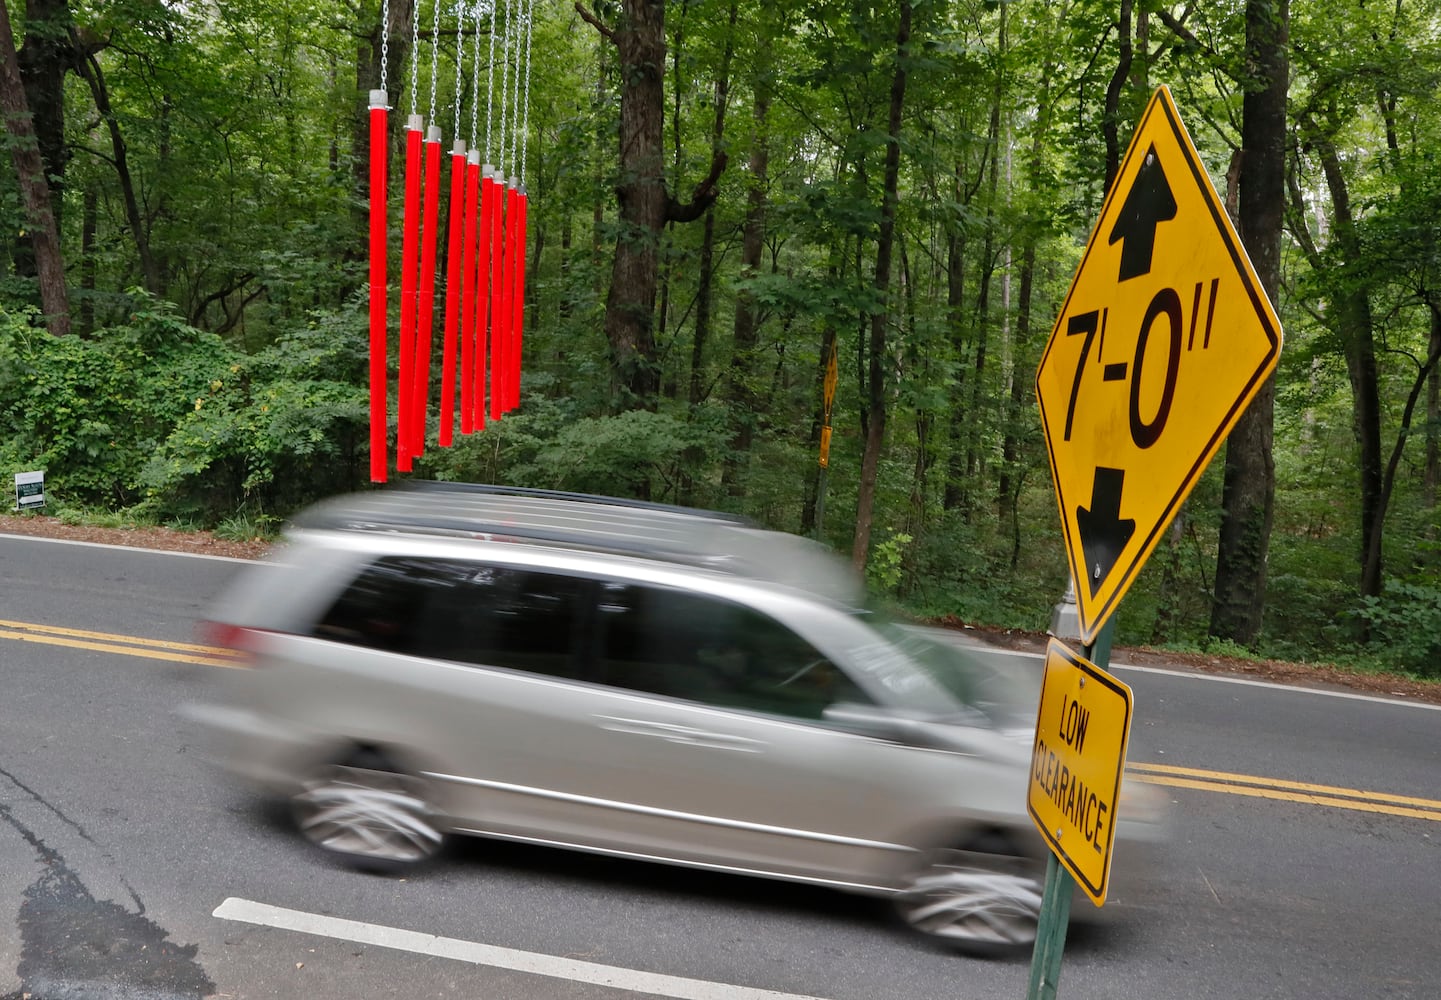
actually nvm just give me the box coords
[474,169,494,431]
[438,141,466,447]
[503,180,521,412]
[367,90,388,482]
[414,125,443,458]
[494,177,512,417]
[397,117,423,473]
[512,187,527,411]
[488,168,505,423]
[459,152,480,435]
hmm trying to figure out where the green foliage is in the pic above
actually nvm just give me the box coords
[1352,580,1441,679]
[0,295,223,505]
[0,296,367,525]
[867,531,913,593]
[137,307,368,521]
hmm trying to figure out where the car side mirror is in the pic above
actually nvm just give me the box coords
[823,702,929,744]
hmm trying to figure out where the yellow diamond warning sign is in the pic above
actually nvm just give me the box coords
[1028,639,1133,906]
[1035,86,1282,643]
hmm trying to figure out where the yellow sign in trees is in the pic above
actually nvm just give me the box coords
[1027,639,1134,906]
[1035,86,1283,642]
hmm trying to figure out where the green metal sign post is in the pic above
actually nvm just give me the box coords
[1024,619,1115,1000]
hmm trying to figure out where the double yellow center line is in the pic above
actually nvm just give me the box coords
[0,618,244,668]
[4,618,1438,823]
[1129,761,1441,823]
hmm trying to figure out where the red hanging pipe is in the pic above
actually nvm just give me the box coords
[397,116,423,472]
[494,176,512,417]
[459,151,481,435]
[488,167,505,423]
[438,140,466,447]
[413,124,443,458]
[367,89,388,482]
[503,179,521,412]
[511,186,527,411]
[473,167,494,431]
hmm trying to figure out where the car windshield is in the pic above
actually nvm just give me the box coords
[856,620,1035,729]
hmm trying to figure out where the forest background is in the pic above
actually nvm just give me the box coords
[2,0,1440,680]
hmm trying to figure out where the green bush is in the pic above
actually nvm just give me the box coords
[138,307,369,521]
[0,296,369,525]
[1352,579,1441,679]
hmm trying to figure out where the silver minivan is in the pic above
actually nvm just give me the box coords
[191,483,1165,952]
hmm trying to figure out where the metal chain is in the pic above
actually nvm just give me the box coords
[484,0,498,162]
[469,0,482,148]
[451,0,464,137]
[379,0,390,96]
[519,0,534,186]
[506,0,519,179]
[428,0,440,125]
[408,0,420,116]
[496,0,511,176]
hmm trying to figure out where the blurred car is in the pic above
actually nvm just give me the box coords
[188,482,1165,952]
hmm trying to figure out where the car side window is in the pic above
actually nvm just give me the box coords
[313,558,583,679]
[311,557,431,652]
[594,582,870,719]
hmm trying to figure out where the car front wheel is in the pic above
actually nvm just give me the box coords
[892,839,1043,953]
[291,750,443,870]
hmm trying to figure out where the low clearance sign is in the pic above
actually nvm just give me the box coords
[1027,639,1134,905]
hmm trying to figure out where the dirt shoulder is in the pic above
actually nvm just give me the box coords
[937,619,1441,707]
[0,512,273,560]
[5,512,1440,707]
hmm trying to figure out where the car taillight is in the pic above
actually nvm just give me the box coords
[198,621,264,665]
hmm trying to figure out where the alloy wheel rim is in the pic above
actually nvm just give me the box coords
[293,764,441,863]
[895,848,1043,946]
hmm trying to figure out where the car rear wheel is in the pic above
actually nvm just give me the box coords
[892,838,1043,953]
[291,750,442,870]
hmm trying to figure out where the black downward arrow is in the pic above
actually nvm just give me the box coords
[1076,467,1135,600]
[1108,145,1177,282]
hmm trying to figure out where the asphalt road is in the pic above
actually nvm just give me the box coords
[0,535,1437,999]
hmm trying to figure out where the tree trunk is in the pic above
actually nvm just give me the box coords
[689,2,735,407]
[722,84,770,495]
[79,185,96,334]
[15,0,72,232]
[852,1,911,572]
[1103,0,1133,193]
[601,0,668,408]
[1427,306,1440,516]
[583,0,724,412]
[1209,0,1288,643]
[72,44,161,296]
[941,176,968,512]
[681,1,735,503]
[1365,319,1441,588]
[0,0,69,334]
[1000,10,1059,520]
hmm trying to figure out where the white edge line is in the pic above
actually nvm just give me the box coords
[970,642,1440,711]
[1109,661,1441,710]
[213,897,830,1000]
[0,532,256,563]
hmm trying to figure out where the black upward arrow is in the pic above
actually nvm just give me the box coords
[1108,145,1177,282]
[1076,467,1135,601]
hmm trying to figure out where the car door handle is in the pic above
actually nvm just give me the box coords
[596,716,765,753]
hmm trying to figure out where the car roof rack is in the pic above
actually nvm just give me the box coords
[289,483,861,605]
[392,480,757,524]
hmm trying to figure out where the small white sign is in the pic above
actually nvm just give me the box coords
[14,470,45,510]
